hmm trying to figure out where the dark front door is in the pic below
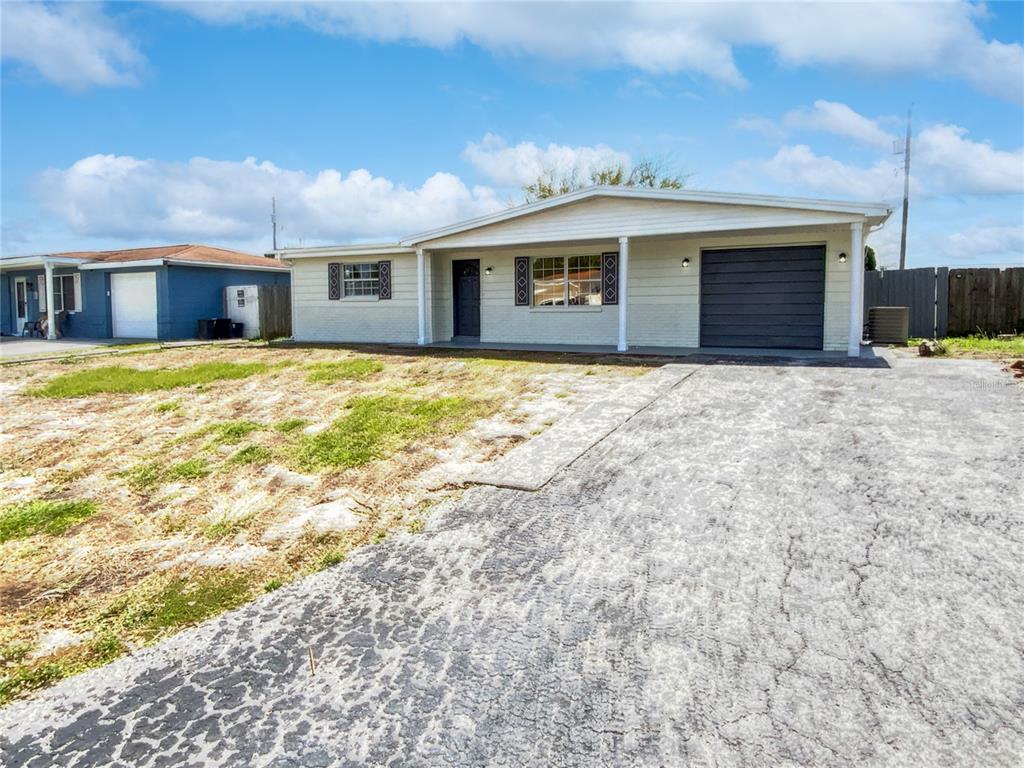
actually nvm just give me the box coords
[452,259,481,337]
[700,245,826,350]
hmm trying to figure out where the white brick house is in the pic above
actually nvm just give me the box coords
[281,187,891,357]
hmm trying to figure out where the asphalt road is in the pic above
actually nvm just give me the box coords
[3,353,1022,767]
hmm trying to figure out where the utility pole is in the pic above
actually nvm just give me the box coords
[271,196,278,251]
[896,108,912,270]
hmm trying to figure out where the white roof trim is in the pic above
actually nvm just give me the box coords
[77,258,288,272]
[0,256,87,270]
[400,186,893,246]
[277,243,415,260]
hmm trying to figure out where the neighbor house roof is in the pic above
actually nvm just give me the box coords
[0,244,288,272]
[58,244,287,270]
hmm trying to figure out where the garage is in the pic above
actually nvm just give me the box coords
[700,245,826,350]
[111,271,158,338]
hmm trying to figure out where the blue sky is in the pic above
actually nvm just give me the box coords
[1,1,1022,267]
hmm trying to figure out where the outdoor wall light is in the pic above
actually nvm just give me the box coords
[484,266,493,275]
[838,253,848,263]
[681,258,691,268]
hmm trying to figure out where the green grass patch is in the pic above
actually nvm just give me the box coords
[0,499,97,543]
[201,516,250,539]
[107,572,253,641]
[316,548,347,570]
[274,417,308,433]
[166,458,210,481]
[228,445,273,466]
[0,633,125,707]
[295,395,482,471]
[180,419,265,447]
[118,462,163,492]
[263,578,285,592]
[942,335,1024,358]
[306,358,385,383]
[155,399,181,413]
[28,361,269,398]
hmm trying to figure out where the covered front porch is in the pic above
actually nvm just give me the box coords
[0,255,85,340]
[412,222,869,357]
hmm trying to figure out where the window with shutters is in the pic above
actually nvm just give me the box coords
[342,263,380,297]
[52,274,78,312]
[531,255,602,306]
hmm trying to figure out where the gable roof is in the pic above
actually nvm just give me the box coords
[400,186,892,247]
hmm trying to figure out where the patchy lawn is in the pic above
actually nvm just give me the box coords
[0,343,650,704]
[910,334,1024,360]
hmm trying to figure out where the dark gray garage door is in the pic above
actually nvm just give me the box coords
[700,245,826,349]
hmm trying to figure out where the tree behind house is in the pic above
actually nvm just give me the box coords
[523,158,688,202]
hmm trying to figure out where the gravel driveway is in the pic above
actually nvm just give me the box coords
[3,353,1022,767]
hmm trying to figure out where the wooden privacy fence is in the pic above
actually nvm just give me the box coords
[864,266,1024,338]
[257,284,291,340]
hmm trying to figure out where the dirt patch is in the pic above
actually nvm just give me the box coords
[0,343,648,703]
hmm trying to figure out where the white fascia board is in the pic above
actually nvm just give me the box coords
[78,258,166,270]
[400,186,893,246]
[417,213,874,250]
[277,243,415,260]
[0,256,87,270]
[79,258,289,272]
[165,259,289,272]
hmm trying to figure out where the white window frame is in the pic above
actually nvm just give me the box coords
[342,262,380,298]
[53,273,82,313]
[531,255,602,307]
[37,274,46,312]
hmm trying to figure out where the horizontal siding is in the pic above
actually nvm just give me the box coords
[291,255,419,343]
[420,197,862,249]
[294,226,860,353]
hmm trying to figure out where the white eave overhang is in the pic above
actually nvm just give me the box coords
[400,186,893,247]
[0,255,87,270]
[276,243,415,261]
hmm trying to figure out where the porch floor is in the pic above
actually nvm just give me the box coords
[425,339,885,364]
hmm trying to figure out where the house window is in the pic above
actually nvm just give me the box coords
[531,255,602,306]
[343,263,380,297]
[53,275,77,312]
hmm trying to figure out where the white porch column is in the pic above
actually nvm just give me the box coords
[416,248,427,346]
[617,236,629,352]
[848,222,864,357]
[43,260,56,340]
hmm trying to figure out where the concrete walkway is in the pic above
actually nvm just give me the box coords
[2,354,1022,767]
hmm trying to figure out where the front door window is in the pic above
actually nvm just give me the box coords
[15,279,28,322]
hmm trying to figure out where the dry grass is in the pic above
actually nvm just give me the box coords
[0,343,648,704]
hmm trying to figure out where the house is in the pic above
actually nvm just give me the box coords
[1,245,289,340]
[280,187,892,357]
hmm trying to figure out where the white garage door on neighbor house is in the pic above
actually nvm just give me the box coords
[111,271,158,339]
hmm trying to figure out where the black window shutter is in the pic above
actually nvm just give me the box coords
[377,260,392,300]
[514,256,530,306]
[601,252,618,305]
[328,263,341,300]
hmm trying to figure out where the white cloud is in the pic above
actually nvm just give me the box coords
[784,101,895,150]
[33,154,503,248]
[462,134,630,187]
[736,145,903,201]
[172,1,1023,101]
[735,102,1023,200]
[931,223,1024,263]
[0,2,143,90]
[736,100,897,149]
[915,124,1024,196]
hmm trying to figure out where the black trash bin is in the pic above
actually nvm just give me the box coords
[230,322,244,339]
[196,318,215,340]
[213,318,231,339]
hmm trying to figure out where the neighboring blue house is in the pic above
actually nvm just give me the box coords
[1,245,290,340]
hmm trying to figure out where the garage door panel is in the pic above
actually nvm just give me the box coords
[111,272,158,339]
[703,258,826,274]
[700,246,825,350]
